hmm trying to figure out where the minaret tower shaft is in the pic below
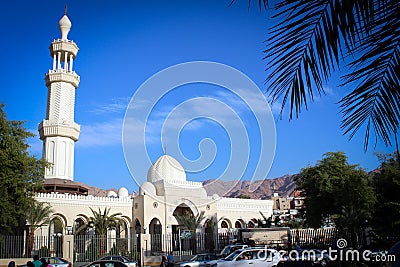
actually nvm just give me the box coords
[38,11,80,181]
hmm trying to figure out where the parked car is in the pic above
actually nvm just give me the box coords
[85,260,130,267]
[285,249,330,266]
[219,244,249,258]
[97,256,136,267]
[177,253,219,267]
[276,260,325,267]
[207,247,283,267]
[41,257,72,267]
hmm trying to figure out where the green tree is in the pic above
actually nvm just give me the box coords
[76,208,122,256]
[370,153,400,244]
[175,210,206,254]
[0,103,46,234]
[233,0,400,151]
[25,201,54,257]
[295,152,376,246]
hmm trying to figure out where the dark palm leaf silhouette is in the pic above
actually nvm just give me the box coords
[235,0,400,150]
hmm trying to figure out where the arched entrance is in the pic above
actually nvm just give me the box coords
[149,218,162,253]
[204,219,215,252]
[172,203,195,252]
[73,218,86,262]
[235,220,243,229]
[49,217,63,257]
[134,220,141,259]
[247,221,255,228]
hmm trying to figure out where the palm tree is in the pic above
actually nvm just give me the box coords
[175,211,206,254]
[76,207,122,256]
[234,0,399,151]
[25,201,54,257]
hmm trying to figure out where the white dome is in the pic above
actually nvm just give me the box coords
[107,191,118,198]
[147,154,186,183]
[139,182,157,196]
[59,14,72,40]
[118,187,129,198]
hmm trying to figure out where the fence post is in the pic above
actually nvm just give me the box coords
[141,234,150,266]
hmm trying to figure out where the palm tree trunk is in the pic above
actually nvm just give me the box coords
[27,230,34,257]
[100,234,106,257]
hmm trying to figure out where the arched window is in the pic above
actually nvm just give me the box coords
[234,221,242,228]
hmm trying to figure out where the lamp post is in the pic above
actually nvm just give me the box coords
[66,226,73,235]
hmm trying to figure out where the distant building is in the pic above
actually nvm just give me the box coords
[271,192,290,213]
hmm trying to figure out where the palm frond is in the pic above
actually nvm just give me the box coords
[25,201,54,229]
[175,211,206,232]
[340,2,400,150]
[229,0,269,11]
[265,0,342,119]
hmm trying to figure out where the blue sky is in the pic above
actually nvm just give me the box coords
[0,1,395,193]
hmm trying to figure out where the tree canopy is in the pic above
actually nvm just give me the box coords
[370,153,400,242]
[0,104,46,234]
[76,207,123,235]
[295,152,376,233]
[175,210,206,234]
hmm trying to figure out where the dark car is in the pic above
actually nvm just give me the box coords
[97,256,136,267]
[85,260,130,267]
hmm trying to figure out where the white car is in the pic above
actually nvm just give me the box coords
[177,253,219,267]
[206,247,283,267]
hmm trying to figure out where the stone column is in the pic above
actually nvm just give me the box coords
[63,235,74,263]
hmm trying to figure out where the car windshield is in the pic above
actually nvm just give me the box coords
[225,250,242,261]
[220,247,230,256]
[189,255,198,261]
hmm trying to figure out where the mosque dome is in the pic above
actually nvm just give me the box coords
[58,14,72,40]
[118,187,129,198]
[147,154,186,183]
[139,182,157,196]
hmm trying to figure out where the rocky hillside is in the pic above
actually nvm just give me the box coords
[82,174,297,199]
[202,174,297,199]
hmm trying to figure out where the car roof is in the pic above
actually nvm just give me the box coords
[89,260,128,265]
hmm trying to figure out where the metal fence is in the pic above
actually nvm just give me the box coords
[290,228,339,248]
[0,228,341,261]
[0,235,63,259]
[74,235,140,263]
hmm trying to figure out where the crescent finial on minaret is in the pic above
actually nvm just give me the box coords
[163,145,167,155]
[64,4,68,15]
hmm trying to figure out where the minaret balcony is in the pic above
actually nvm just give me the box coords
[38,120,80,141]
[50,39,79,58]
[45,69,80,88]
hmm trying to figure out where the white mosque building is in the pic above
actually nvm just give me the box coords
[35,11,273,263]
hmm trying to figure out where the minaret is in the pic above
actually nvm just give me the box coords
[38,10,80,181]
